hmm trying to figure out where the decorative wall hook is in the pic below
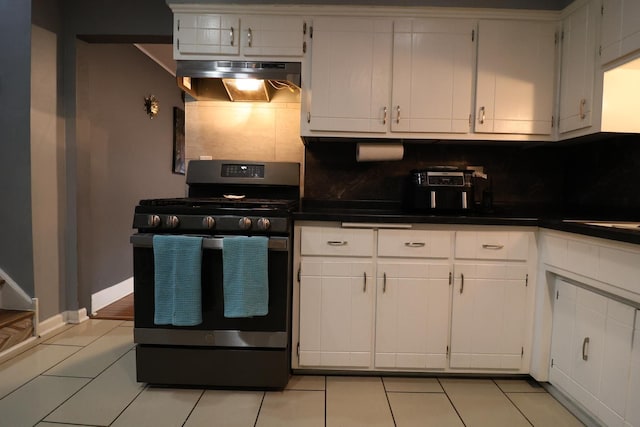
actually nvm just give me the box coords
[144,95,159,119]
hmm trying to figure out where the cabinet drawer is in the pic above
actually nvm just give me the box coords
[300,227,374,256]
[455,231,529,260]
[377,229,451,258]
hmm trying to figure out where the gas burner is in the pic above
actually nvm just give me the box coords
[133,160,300,235]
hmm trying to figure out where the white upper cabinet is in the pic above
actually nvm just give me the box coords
[601,0,640,65]
[174,13,240,58]
[240,15,307,57]
[391,19,475,134]
[306,17,475,136]
[174,13,306,60]
[558,1,597,134]
[475,20,556,135]
[307,17,393,133]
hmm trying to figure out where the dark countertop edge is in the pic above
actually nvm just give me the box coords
[538,219,640,246]
[292,211,538,226]
[292,212,640,246]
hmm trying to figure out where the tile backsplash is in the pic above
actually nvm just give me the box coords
[185,95,304,164]
[304,140,564,215]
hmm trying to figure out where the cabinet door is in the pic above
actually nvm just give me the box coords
[625,312,640,427]
[375,262,450,369]
[475,20,555,135]
[450,263,528,369]
[571,287,606,411]
[601,0,640,64]
[599,299,634,426]
[549,279,577,391]
[391,19,474,133]
[241,15,306,57]
[308,17,392,133]
[559,1,596,133]
[299,258,374,368]
[174,13,240,58]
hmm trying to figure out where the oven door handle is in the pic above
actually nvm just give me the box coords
[130,233,289,251]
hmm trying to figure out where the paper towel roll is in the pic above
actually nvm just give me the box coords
[356,143,404,162]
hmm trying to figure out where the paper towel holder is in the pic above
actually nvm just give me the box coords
[356,142,404,162]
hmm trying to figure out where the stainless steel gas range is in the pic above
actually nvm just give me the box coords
[130,160,299,389]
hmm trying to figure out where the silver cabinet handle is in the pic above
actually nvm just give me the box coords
[404,242,426,248]
[383,106,387,125]
[247,27,253,47]
[327,241,347,246]
[478,106,485,124]
[396,105,401,124]
[482,244,504,250]
[582,337,590,361]
[460,273,464,294]
[579,98,586,119]
[363,272,367,292]
[383,272,387,293]
[230,27,235,46]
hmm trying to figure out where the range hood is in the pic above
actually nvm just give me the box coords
[176,60,301,102]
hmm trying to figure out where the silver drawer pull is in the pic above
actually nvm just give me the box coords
[327,241,348,246]
[582,337,590,361]
[405,242,426,248]
[482,244,504,250]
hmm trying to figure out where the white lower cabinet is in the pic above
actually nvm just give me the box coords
[625,314,640,427]
[550,278,636,427]
[450,230,531,370]
[296,224,535,373]
[450,262,528,369]
[298,257,375,368]
[375,261,450,369]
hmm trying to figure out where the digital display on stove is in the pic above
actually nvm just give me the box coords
[221,163,265,178]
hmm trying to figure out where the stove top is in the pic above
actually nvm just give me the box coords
[133,160,300,235]
[139,197,299,211]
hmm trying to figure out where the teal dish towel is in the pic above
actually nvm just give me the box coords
[223,236,269,318]
[153,235,203,326]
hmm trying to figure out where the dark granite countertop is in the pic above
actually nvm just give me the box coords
[293,199,640,246]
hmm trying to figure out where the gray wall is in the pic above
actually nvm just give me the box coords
[0,1,34,296]
[1,0,175,316]
[59,0,175,311]
[76,43,185,311]
[31,0,66,319]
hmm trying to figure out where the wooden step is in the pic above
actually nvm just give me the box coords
[0,310,34,352]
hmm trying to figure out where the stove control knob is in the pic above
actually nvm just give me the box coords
[202,216,216,229]
[238,217,252,230]
[147,215,161,228]
[166,215,180,229]
[257,218,271,231]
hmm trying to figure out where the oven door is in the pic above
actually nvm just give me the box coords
[130,233,291,349]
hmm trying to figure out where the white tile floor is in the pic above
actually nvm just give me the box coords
[0,319,586,427]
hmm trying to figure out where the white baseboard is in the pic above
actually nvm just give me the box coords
[37,312,66,338]
[91,277,133,314]
[66,308,89,324]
